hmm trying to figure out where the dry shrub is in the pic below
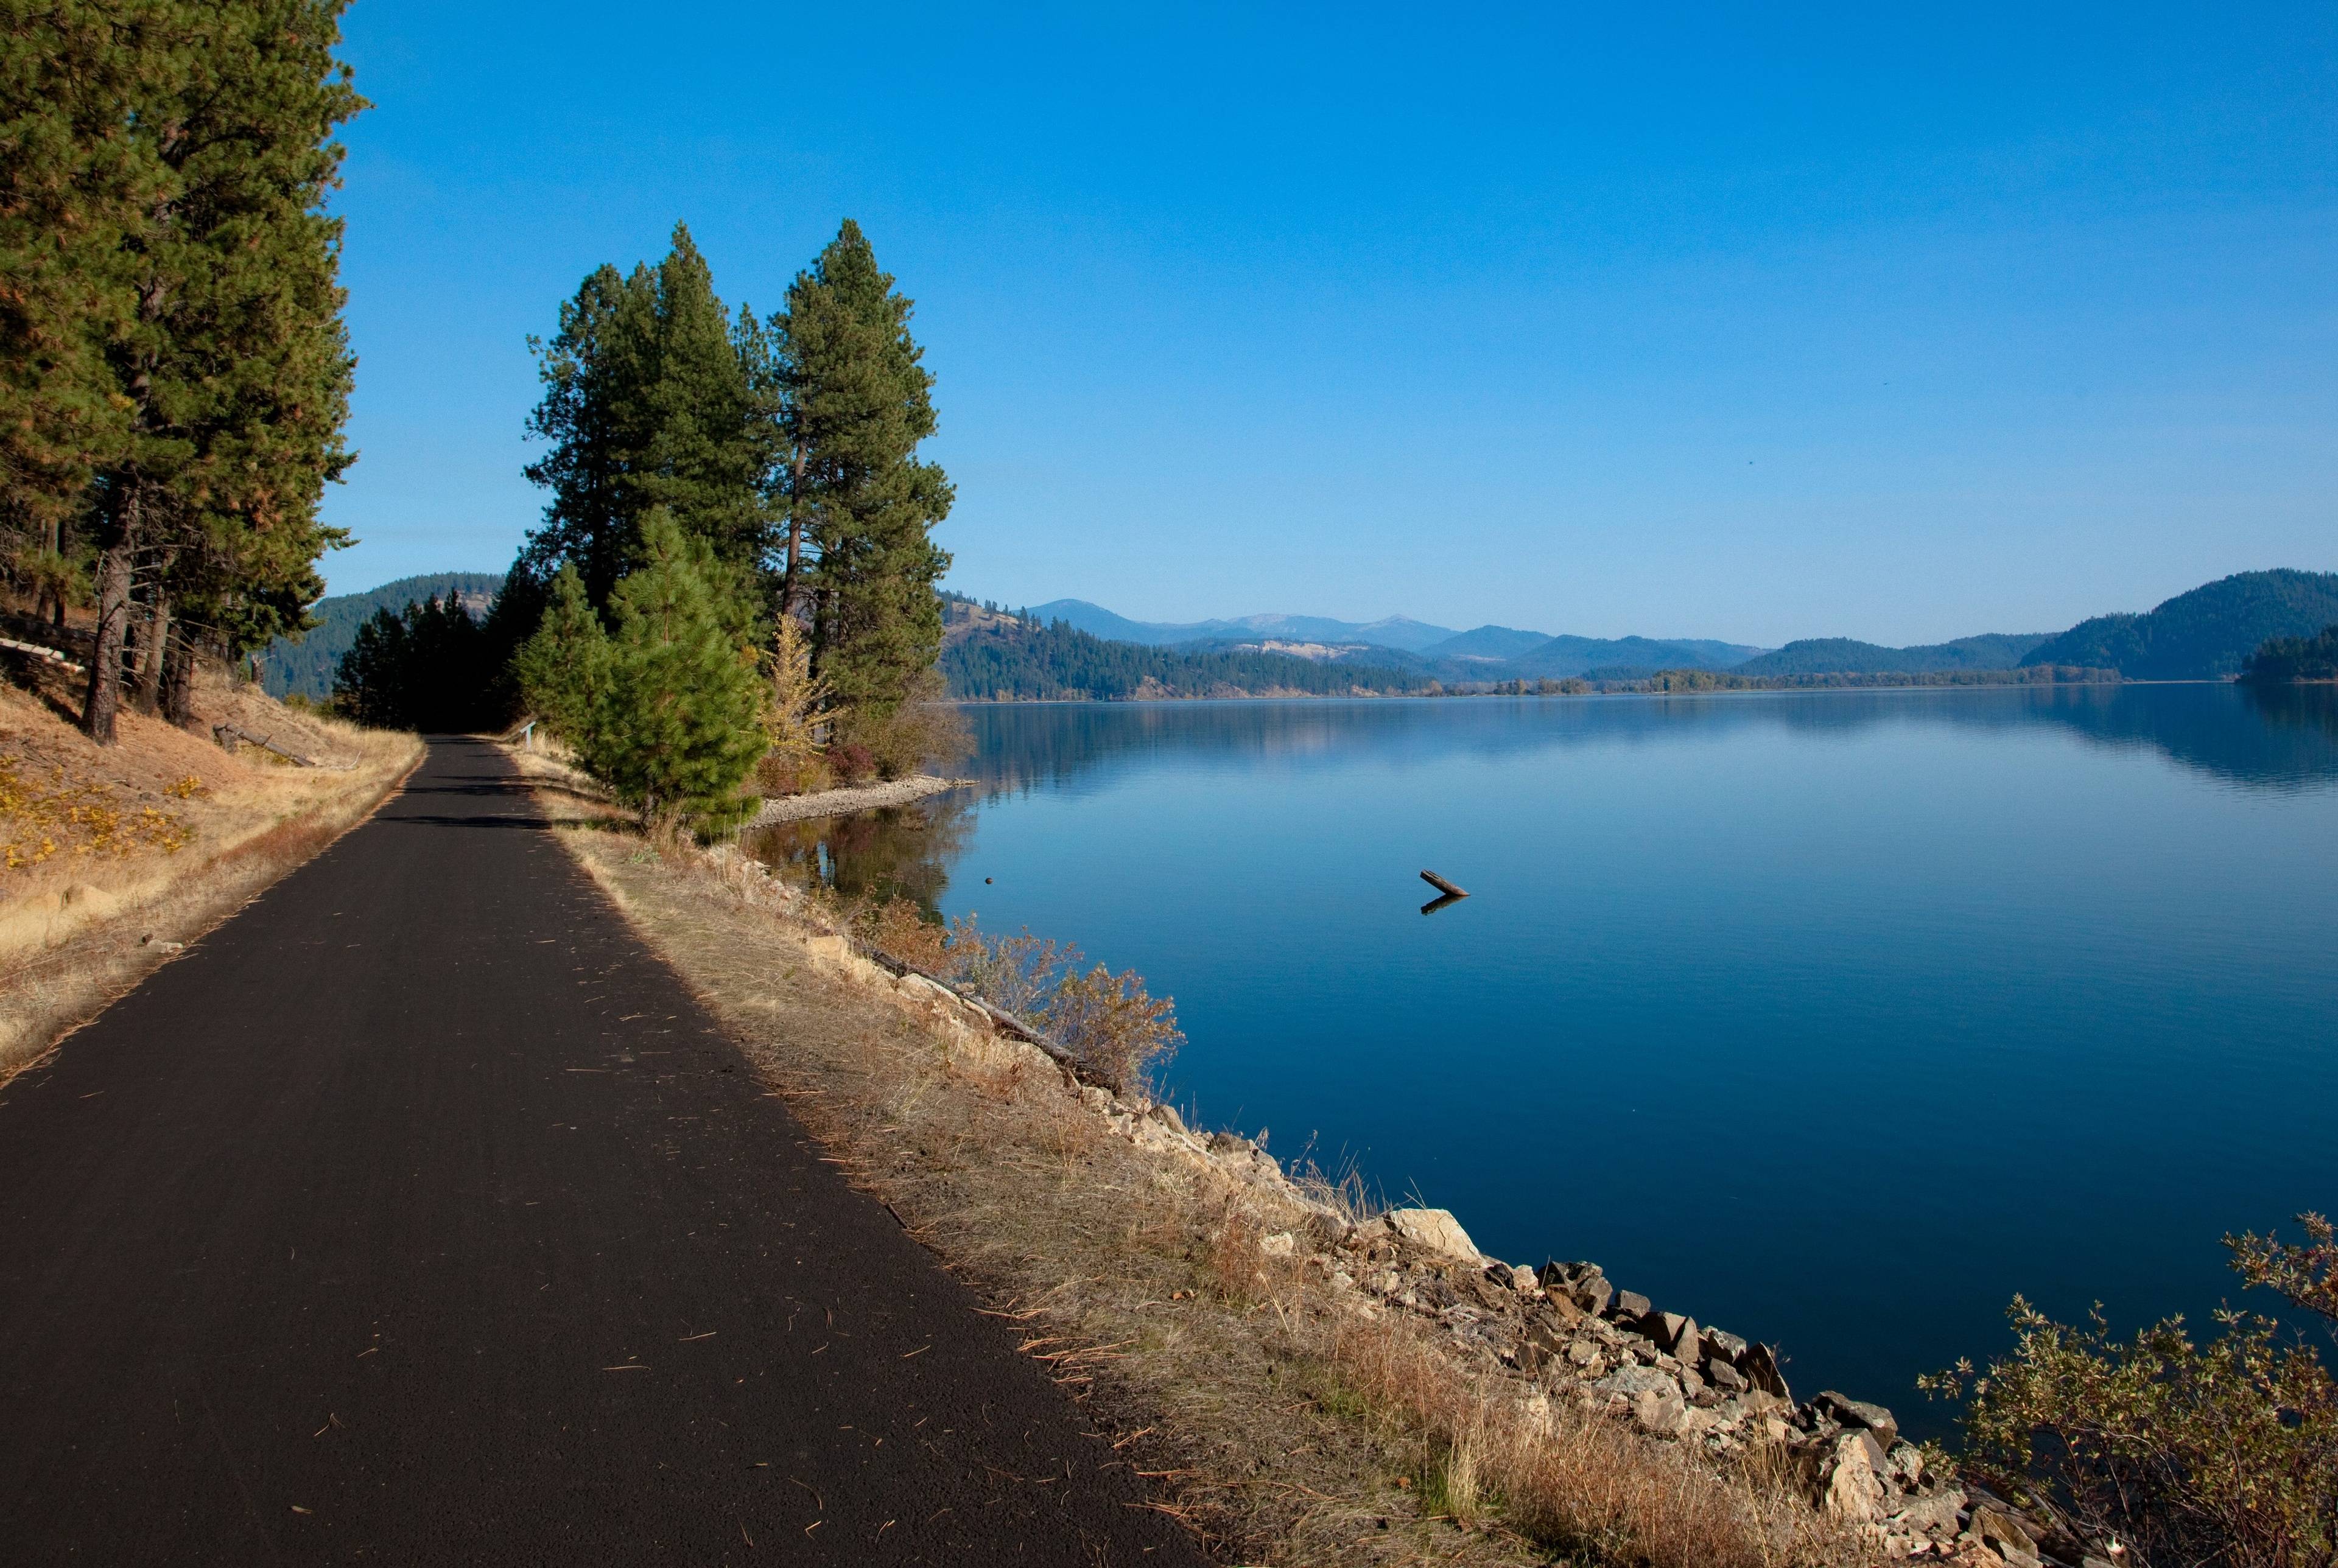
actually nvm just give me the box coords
[1045,961,1183,1096]
[860,895,950,973]
[755,616,832,797]
[852,667,971,780]
[1324,1309,1868,1567]
[946,920,1077,1019]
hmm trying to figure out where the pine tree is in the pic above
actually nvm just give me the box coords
[584,510,765,827]
[512,564,609,744]
[522,225,777,612]
[50,1,363,744]
[774,220,953,760]
[0,2,147,570]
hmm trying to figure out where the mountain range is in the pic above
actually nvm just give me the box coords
[266,567,2338,707]
[1023,599,1771,677]
[1009,570,2338,688]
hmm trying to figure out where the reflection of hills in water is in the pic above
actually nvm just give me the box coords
[753,685,2338,908]
[964,684,2338,796]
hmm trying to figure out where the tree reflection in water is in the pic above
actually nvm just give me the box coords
[742,794,977,917]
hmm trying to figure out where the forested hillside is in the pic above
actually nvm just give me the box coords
[1508,634,1760,678]
[264,572,504,699]
[1732,632,2048,677]
[2021,570,2338,680]
[943,607,1431,699]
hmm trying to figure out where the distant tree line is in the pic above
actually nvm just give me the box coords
[2241,624,2338,685]
[943,615,1432,701]
[330,220,958,826]
[1622,665,2121,694]
[1,1,362,742]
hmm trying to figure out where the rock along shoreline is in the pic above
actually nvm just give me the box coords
[746,773,967,827]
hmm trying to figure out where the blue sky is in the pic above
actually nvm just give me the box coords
[325,2,2335,645]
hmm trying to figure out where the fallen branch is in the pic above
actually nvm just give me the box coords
[212,724,316,766]
[0,635,84,673]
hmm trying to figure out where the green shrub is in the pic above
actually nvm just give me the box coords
[1928,1214,2338,1567]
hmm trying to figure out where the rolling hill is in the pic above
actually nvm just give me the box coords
[2020,570,2338,681]
[1732,633,2050,677]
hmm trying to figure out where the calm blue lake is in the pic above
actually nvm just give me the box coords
[755,684,2338,1432]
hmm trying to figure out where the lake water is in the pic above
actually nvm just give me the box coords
[751,684,2338,1433]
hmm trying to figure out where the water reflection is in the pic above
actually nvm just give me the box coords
[957,684,2338,797]
[742,795,977,912]
[751,685,2338,906]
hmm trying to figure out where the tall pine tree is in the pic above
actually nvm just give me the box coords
[24,0,365,744]
[521,224,777,613]
[775,219,952,755]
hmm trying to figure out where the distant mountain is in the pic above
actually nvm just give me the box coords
[262,571,505,701]
[1506,634,1768,679]
[1422,625,1557,662]
[1732,633,2049,678]
[943,601,1432,699]
[2021,570,2338,681]
[1025,600,1459,653]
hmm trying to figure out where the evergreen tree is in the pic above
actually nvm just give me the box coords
[774,220,953,758]
[0,2,146,571]
[330,592,492,730]
[32,0,365,744]
[521,225,776,611]
[584,511,765,827]
[512,564,609,744]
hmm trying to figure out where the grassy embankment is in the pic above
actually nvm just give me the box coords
[1,653,418,1079]
[509,739,1874,1568]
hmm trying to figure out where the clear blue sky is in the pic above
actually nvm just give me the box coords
[325,2,2336,646]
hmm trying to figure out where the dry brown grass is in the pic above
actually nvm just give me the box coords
[0,659,420,1078]
[546,782,1876,1568]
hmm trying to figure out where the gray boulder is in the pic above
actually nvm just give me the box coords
[1649,1311,1699,1357]
[1814,1390,1899,1449]
[1610,1288,1652,1320]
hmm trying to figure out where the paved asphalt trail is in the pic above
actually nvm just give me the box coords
[0,740,1205,1565]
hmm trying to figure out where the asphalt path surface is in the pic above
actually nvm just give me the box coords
[0,740,1205,1565]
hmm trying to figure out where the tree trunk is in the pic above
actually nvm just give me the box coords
[778,448,808,623]
[160,621,199,727]
[133,582,171,714]
[80,481,141,745]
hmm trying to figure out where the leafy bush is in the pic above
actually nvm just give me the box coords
[1928,1214,2338,1567]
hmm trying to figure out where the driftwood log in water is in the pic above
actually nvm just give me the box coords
[1419,869,1469,899]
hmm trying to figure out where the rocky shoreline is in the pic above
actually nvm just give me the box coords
[746,773,966,826]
